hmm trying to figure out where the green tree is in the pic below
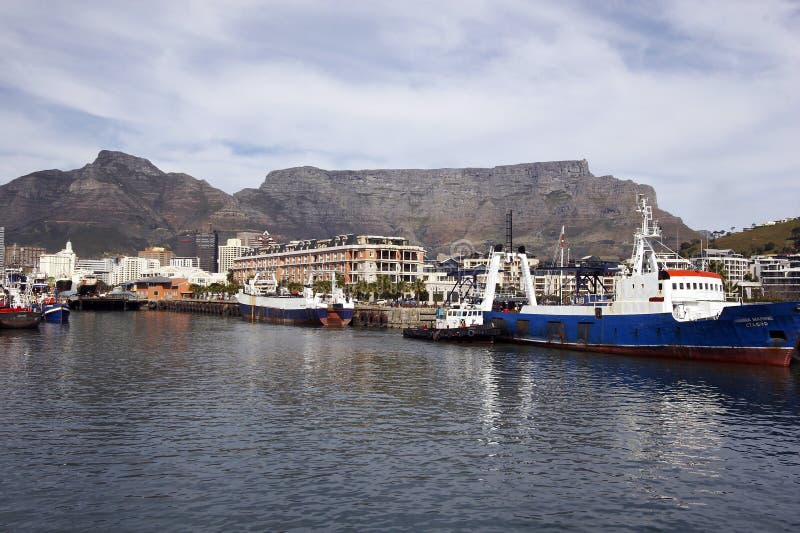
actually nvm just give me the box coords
[410,278,426,301]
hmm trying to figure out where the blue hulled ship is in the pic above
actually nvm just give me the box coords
[481,196,800,366]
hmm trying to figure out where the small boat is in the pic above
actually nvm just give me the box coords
[482,196,800,366]
[236,270,354,327]
[403,303,500,342]
[41,296,71,323]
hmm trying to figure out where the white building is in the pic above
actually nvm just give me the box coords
[75,258,117,285]
[39,241,77,278]
[692,248,749,283]
[0,226,4,270]
[111,257,161,285]
[218,238,253,275]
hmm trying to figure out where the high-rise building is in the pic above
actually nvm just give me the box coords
[218,238,253,274]
[196,231,219,273]
[174,231,219,273]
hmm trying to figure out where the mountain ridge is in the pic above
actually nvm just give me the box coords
[1,151,699,260]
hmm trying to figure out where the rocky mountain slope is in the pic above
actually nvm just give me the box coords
[0,151,268,256]
[235,160,698,260]
[1,151,698,260]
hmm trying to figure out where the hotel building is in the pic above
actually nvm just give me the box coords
[231,234,425,285]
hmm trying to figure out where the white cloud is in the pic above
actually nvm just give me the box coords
[1,0,798,230]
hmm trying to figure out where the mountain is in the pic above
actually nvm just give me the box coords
[235,160,698,260]
[1,151,699,260]
[0,150,268,256]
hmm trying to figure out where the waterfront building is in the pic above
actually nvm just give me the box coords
[4,244,47,271]
[138,246,175,266]
[39,241,77,278]
[691,249,749,283]
[752,254,800,299]
[0,226,4,270]
[76,258,117,285]
[231,234,425,286]
[131,277,189,300]
[218,238,253,275]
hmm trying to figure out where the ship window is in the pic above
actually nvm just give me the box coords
[769,330,787,342]
[658,283,662,291]
[680,283,684,289]
[694,283,698,289]
[517,319,530,335]
[672,283,677,289]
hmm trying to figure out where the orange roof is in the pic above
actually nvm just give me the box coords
[666,269,722,279]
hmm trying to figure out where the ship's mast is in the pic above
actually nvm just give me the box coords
[631,195,662,276]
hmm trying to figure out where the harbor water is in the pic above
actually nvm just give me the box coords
[2,312,799,531]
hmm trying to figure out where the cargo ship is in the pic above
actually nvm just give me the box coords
[482,196,800,366]
[236,270,354,327]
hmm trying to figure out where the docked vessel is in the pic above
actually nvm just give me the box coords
[236,271,354,327]
[1,269,41,329]
[403,304,500,342]
[482,196,800,366]
[41,297,71,323]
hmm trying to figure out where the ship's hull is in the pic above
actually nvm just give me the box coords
[236,294,354,327]
[403,324,500,343]
[486,301,800,366]
[0,309,41,329]
[42,303,70,323]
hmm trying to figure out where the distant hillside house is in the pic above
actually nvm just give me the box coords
[231,234,425,285]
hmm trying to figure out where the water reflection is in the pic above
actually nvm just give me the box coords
[1,312,799,531]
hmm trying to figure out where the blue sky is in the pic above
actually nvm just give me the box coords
[1,0,798,232]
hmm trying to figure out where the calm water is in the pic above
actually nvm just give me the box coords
[1,311,799,531]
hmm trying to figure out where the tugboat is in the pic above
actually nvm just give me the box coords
[483,195,800,366]
[403,303,501,343]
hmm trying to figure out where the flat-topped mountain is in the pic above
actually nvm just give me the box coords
[1,152,698,260]
[235,160,698,259]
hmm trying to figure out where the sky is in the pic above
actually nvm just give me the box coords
[1,0,798,232]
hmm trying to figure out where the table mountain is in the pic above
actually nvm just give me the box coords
[1,151,698,260]
[235,160,698,260]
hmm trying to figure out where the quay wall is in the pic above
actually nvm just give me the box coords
[352,306,437,329]
[149,299,241,317]
[149,299,436,328]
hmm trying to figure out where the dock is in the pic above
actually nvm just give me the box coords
[147,299,438,328]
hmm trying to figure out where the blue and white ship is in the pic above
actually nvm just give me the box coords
[236,270,354,327]
[480,196,800,366]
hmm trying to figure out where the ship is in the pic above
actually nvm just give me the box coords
[0,269,41,329]
[481,196,800,366]
[236,270,354,327]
